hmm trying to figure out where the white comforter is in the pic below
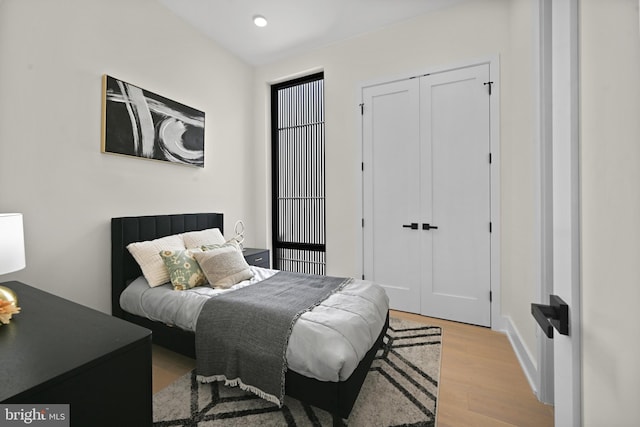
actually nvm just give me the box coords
[120,267,389,382]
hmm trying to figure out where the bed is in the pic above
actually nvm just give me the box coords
[111,213,389,422]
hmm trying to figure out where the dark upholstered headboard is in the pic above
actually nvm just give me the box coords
[111,213,224,317]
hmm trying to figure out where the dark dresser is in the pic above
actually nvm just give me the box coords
[0,281,152,426]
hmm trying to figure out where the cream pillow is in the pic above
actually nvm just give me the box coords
[127,234,185,287]
[182,228,225,249]
[193,244,253,289]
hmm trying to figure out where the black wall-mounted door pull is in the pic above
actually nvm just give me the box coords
[402,223,419,230]
[422,223,439,230]
[531,295,569,338]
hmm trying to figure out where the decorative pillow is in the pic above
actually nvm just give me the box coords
[193,244,253,289]
[182,228,225,249]
[201,239,241,252]
[127,234,185,287]
[159,249,207,290]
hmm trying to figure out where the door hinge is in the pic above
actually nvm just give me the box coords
[362,218,365,228]
[489,222,492,233]
[484,81,494,95]
[490,291,493,302]
[362,274,365,280]
[359,103,364,115]
[489,153,492,164]
[361,162,364,171]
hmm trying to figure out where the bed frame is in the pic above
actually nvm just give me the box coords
[111,213,388,422]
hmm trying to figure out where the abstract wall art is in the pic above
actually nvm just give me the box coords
[101,75,205,167]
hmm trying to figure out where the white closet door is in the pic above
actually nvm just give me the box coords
[362,79,421,313]
[420,64,492,326]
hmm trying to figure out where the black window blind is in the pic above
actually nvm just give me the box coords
[271,73,326,275]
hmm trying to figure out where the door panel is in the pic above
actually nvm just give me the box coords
[362,64,492,326]
[420,65,492,326]
[362,79,421,313]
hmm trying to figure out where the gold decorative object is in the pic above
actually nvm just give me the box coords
[0,285,18,306]
[0,285,20,325]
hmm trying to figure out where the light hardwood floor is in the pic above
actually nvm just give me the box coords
[152,311,554,426]
[391,311,553,427]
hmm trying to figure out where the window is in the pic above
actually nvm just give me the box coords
[271,73,326,274]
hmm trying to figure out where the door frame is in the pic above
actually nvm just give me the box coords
[357,56,503,330]
[535,0,555,405]
[549,0,582,424]
[534,0,582,421]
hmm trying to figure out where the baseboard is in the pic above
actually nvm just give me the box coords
[500,315,538,396]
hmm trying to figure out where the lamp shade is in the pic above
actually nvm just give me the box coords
[0,213,26,275]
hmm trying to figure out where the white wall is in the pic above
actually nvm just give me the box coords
[501,0,540,369]
[253,0,541,373]
[254,0,508,274]
[0,0,255,312]
[580,0,640,424]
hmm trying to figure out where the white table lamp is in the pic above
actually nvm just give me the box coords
[0,213,26,275]
[0,213,25,311]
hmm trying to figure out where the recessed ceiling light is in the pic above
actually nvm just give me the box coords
[253,15,268,27]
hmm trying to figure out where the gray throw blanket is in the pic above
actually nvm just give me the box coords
[195,271,351,406]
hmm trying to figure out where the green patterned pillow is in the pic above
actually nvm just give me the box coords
[159,249,207,291]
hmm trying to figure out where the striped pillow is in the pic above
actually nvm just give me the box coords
[127,234,185,287]
[193,244,253,289]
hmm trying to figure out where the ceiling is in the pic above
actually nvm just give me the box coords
[157,0,466,66]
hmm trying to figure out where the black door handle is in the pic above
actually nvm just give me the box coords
[402,223,418,230]
[422,223,439,230]
[531,295,569,338]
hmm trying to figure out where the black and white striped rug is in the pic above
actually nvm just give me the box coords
[153,318,441,426]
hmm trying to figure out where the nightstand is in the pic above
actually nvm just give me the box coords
[0,281,152,427]
[243,248,270,268]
